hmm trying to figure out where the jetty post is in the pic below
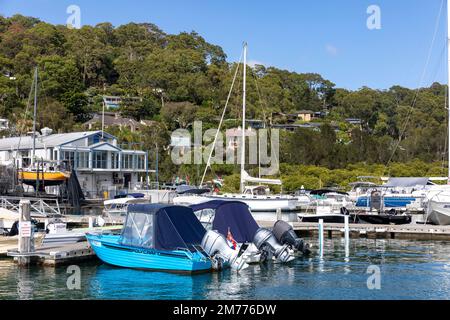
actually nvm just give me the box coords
[344,215,350,258]
[318,219,324,258]
[276,208,282,221]
[18,199,33,266]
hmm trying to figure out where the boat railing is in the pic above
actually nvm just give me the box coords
[174,247,195,259]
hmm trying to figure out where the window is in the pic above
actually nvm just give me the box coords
[122,154,134,169]
[88,134,101,146]
[76,152,89,169]
[137,154,145,170]
[111,152,119,169]
[93,151,107,169]
[61,151,75,166]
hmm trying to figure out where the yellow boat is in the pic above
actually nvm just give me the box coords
[18,161,71,188]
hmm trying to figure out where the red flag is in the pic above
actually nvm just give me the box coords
[227,227,237,250]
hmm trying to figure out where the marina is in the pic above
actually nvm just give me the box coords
[1,236,450,300]
[2,0,450,305]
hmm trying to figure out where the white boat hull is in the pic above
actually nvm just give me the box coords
[173,194,297,212]
[428,200,450,225]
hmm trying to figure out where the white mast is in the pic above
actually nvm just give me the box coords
[240,42,247,193]
[448,0,450,183]
[31,67,38,165]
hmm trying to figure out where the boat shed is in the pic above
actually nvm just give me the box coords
[0,130,148,198]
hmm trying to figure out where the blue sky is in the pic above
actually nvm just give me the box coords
[0,0,447,90]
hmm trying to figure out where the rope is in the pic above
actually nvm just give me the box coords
[199,51,243,187]
[16,68,37,155]
[384,0,445,174]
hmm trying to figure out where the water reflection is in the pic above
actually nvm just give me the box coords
[89,264,206,300]
[17,267,34,300]
[1,238,450,300]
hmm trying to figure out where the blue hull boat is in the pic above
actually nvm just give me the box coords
[86,234,211,274]
[356,196,417,208]
[87,204,212,274]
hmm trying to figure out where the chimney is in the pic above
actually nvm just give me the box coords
[41,127,53,136]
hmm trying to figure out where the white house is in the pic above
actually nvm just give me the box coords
[0,129,148,198]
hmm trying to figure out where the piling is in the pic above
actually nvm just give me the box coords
[276,208,282,221]
[344,215,349,258]
[318,219,324,258]
[17,200,33,266]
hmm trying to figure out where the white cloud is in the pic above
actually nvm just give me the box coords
[325,44,338,56]
[247,60,266,68]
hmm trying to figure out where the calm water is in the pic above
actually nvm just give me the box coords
[1,237,450,300]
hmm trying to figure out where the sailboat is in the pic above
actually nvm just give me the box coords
[173,43,299,213]
[17,67,71,191]
[423,1,450,225]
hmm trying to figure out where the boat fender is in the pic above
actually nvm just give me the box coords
[272,220,311,255]
[253,228,294,263]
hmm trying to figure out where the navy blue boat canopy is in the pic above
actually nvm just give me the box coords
[190,200,259,243]
[120,204,206,251]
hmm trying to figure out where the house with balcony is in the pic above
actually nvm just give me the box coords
[0,129,148,197]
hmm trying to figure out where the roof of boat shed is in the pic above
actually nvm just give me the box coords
[0,131,111,151]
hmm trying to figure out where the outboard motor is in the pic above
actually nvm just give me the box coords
[201,230,249,271]
[272,220,311,255]
[253,228,294,263]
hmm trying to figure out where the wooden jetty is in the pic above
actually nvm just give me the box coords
[257,221,450,241]
[7,241,96,266]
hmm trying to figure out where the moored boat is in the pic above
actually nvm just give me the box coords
[191,200,310,263]
[426,192,450,225]
[18,161,71,188]
[87,204,212,274]
[353,213,412,225]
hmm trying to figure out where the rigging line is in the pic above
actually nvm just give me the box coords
[16,68,37,156]
[252,70,282,178]
[199,51,243,187]
[385,0,445,171]
[252,73,267,124]
[428,41,446,85]
[443,81,449,174]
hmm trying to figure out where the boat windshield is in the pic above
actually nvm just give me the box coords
[119,204,207,251]
[120,211,154,248]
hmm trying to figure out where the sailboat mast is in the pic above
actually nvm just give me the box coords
[240,42,247,193]
[448,0,450,183]
[32,67,38,165]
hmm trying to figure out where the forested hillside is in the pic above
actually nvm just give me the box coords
[0,14,448,188]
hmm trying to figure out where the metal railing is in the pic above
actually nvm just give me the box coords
[0,196,61,217]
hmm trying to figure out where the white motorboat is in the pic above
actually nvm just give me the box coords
[103,194,149,220]
[425,191,450,225]
[174,185,298,212]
